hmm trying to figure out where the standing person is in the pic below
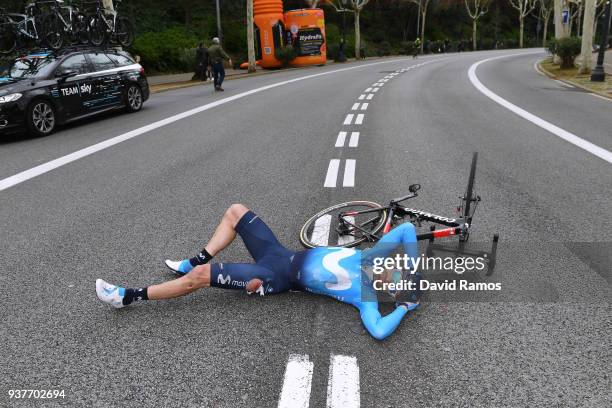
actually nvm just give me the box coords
[194,43,209,81]
[208,37,232,92]
[413,38,421,58]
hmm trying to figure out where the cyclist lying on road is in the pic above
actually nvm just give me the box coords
[96,204,422,340]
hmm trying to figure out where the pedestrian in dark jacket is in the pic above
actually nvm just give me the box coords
[195,43,209,81]
[208,37,232,91]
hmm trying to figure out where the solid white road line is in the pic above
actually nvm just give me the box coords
[348,132,360,147]
[335,131,347,147]
[533,60,546,76]
[324,159,341,187]
[589,93,612,102]
[366,94,374,100]
[468,53,612,164]
[355,114,365,125]
[337,217,355,246]
[554,79,573,88]
[351,103,360,110]
[360,103,369,111]
[358,94,366,100]
[1,56,429,192]
[343,160,356,187]
[344,114,354,125]
[310,214,332,246]
[326,355,360,408]
[278,354,314,408]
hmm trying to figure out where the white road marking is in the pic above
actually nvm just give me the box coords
[533,60,546,76]
[343,114,354,125]
[589,93,611,102]
[364,87,372,92]
[351,103,360,110]
[373,83,383,86]
[554,79,573,88]
[360,103,369,111]
[337,216,355,246]
[335,131,347,147]
[355,114,365,125]
[348,132,360,147]
[278,354,314,408]
[324,159,341,187]
[358,94,366,100]
[326,355,360,408]
[371,88,379,92]
[366,94,374,100]
[468,53,612,164]
[310,215,332,246]
[343,160,356,187]
[1,57,428,192]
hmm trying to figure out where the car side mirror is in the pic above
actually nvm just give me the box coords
[56,69,77,82]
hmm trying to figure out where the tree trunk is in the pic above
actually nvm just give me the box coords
[519,16,524,48]
[355,10,361,59]
[543,14,550,47]
[247,0,256,73]
[420,9,427,52]
[472,19,477,51]
[578,0,596,74]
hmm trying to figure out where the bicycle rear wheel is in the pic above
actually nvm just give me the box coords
[300,201,387,248]
[463,152,478,221]
[0,18,17,55]
[88,15,107,46]
[114,16,133,47]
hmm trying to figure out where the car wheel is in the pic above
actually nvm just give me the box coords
[27,100,56,137]
[125,85,143,113]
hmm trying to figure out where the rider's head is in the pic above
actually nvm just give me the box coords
[212,37,220,45]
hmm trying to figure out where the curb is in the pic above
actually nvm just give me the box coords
[536,59,612,101]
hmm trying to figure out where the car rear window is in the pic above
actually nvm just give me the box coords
[106,53,134,67]
[87,53,116,71]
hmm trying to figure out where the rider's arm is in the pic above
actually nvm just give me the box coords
[359,301,408,341]
[362,222,418,267]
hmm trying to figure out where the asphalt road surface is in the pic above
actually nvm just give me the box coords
[1,49,610,408]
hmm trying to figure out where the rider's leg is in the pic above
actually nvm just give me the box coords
[147,264,211,300]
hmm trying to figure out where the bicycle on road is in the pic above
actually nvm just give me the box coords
[86,0,134,48]
[300,152,499,272]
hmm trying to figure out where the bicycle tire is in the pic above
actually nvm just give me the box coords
[42,13,63,50]
[463,152,478,221]
[300,201,387,248]
[114,16,134,47]
[0,18,17,55]
[88,15,107,46]
[73,12,89,45]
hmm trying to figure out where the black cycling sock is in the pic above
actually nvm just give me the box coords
[122,287,149,306]
[189,249,213,267]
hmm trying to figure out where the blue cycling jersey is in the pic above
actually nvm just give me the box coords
[209,211,419,340]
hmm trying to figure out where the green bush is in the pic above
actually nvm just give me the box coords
[548,37,581,69]
[275,45,297,67]
[131,26,199,73]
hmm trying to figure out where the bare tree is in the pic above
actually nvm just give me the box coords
[465,0,491,50]
[328,0,373,59]
[247,0,256,73]
[578,0,596,73]
[540,0,554,46]
[409,0,432,53]
[508,0,538,48]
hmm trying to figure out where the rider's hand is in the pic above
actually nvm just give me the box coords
[246,278,263,296]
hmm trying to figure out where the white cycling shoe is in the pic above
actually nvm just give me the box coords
[96,279,126,308]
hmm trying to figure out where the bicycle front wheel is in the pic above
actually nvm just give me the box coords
[42,14,63,50]
[0,19,17,55]
[300,201,387,248]
[88,15,107,46]
[114,17,134,47]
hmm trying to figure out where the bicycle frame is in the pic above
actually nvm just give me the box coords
[4,13,39,40]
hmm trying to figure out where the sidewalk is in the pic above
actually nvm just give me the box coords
[147,68,247,86]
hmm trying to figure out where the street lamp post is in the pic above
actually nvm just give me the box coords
[337,0,347,62]
[591,0,611,81]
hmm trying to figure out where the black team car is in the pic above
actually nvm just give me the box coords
[0,48,149,137]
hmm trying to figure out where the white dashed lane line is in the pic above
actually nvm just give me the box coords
[277,355,314,408]
[335,131,347,147]
[351,103,360,110]
[327,355,360,408]
[366,94,374,100]
[358,94,366,100]
[343,114,354,125]
[371,88,379,92]
[324,159,341,187]
[348,132,359,147]
[360,103,368,111]
[355,114,365,125]
[365,87,372,92]
[343,160,356,187]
